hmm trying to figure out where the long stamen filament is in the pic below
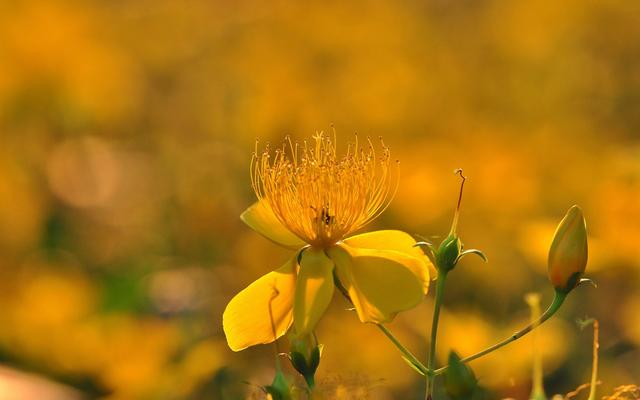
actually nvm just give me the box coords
[251,132,397,247]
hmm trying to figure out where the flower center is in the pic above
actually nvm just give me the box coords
[252,132,397,247]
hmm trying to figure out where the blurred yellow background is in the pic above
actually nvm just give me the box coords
[0,0,639,399]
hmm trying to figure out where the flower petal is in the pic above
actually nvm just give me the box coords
[223,255,297,351]
[344,229,435,287]
[240,200,306,249]
[327,243,426,323]
[293,248,335,335]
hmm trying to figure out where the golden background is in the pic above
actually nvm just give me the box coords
[0,0,639,399]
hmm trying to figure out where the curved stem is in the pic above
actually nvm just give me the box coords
[433,290,567,376]
[376,324,428,375]
[426,272,448,399]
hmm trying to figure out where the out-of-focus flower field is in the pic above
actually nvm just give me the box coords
[0,0,639,399]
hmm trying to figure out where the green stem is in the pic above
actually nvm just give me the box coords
[376,324,428,375]
[527,294,546,400]
[334,270,429,377]
[426,271,448,400]
[433,290,567,376]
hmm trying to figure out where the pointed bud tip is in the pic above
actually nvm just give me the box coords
[566,204,584,218]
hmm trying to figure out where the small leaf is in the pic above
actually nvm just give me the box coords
[308,346,321,375]
[400,355,426,376]
[456,249,488,263]
[444,351,478,400]
[289,351,308,376]
[414,241,435,249]
[264,359,293,400]
[578,278,597,289]
[266,369,292,400]
[414,241,437,265]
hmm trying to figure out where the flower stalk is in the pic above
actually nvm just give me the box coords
[377,324,429,376]
[587,319,599,400]
[332,267,429,376]
[432,290,567,376]
[426,271,448,399]
[526,293,547,400]
[425,169,466,399]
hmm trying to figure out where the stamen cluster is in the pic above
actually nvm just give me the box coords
[251,132,397,247]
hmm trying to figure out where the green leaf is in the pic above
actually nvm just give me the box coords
[265,369,292,400]
[414,240,437,265]
[308,346,321,375]
[456,249,488,263]
[289,351,308,376]
[444,351,477,400]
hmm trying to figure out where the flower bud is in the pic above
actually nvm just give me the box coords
[436,234,462,272]
[548,205,588,293]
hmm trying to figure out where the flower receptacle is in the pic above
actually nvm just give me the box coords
[289,334,323,389]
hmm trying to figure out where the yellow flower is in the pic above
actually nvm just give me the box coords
[223,133,435,351]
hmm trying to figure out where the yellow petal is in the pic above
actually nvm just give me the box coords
[327,243,426,324]
[240,200,306,249]
[222,255,297,351]
[344,230,435,287]
[293,248,335,335]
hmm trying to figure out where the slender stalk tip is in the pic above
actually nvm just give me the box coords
[450,169,466,235]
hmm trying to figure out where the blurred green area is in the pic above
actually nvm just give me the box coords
[0,0,639,399]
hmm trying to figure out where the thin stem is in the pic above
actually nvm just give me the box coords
[426,272,448,399]
[334,271,429,377]
[525,293,546,400]
[376,324,428,375]
[587,320,599,400]
[433,290,567,376]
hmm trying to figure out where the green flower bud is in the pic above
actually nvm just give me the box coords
[548,205,588,293]
[436,234,462,272]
